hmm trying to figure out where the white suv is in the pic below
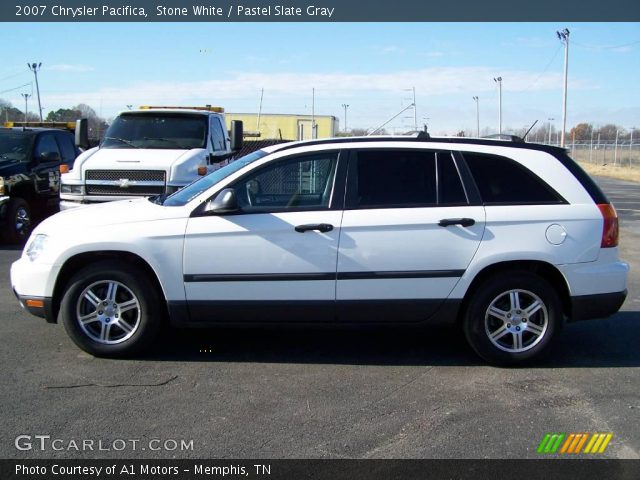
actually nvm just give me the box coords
[11,136,629,365]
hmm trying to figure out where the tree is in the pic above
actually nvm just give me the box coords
[1,98,40,123]
[46,108,82,123]
[596,124,621,141]
[570,123,593,141]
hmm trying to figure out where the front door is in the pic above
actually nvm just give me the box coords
[183,150,344,323]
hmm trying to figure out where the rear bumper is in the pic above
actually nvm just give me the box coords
[570,290,627,322]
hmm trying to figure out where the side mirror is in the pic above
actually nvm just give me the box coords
[75,118,89,150]
[39,151,61,163]
[204,188,239,214]
[230,120,243,152]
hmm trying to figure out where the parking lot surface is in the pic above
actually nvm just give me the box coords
[1,177,638,459]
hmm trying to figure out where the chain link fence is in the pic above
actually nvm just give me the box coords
[543,141,640,168]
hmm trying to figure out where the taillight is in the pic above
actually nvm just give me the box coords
[597,203,619,248]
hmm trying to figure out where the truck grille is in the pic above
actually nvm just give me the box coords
[86,170,166,182]
[85,170,166,196]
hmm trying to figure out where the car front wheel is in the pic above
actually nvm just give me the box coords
[60,261,163,357]
[463,271,563,366]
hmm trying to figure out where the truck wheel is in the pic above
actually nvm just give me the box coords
[463,271,563,366]
[4,198,32,244]
[60,261,164,357]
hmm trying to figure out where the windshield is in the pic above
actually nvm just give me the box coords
[161,150,269,207]
[102,113,207,150]
[0,132,34,162]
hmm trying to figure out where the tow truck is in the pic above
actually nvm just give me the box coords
[60,105,243,209]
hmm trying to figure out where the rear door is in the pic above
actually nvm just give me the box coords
[336,148,486,322]
[183,150,346,323]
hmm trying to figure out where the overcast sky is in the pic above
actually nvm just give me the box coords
[1,22,638,134]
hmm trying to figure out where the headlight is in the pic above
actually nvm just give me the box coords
[61,184,84,194]
[0,177,5,196]
[25,234,48,262]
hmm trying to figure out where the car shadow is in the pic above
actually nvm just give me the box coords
[140,310,640,368]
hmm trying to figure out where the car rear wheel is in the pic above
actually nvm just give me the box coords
[60,261,163,357]
[463,271,563,366]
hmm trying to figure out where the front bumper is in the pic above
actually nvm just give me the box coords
[13,290,56,323]
[11,257,60,323]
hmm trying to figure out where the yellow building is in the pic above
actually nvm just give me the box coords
[225,113,338,141]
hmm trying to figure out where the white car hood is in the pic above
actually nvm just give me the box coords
[81,148,196,170]
[36,198,186,234]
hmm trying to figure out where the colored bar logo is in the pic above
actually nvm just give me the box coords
[537,433,613,454]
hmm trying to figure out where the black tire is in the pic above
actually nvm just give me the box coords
[463,271,563,366]
[4,198,32,244]
[60,261,164,357]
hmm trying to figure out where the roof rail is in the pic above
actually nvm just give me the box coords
[482,134,525,143]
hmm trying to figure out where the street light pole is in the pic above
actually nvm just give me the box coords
[493,77,502,135]
[473,96,480,137]
[548,118,554,144]
[341,104,349,133]
[557,29,570,147]
[21,93,31,123]
[28,62,43,121]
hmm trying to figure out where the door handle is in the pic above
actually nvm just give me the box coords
[438,218,475,228]
[295,223,334,233]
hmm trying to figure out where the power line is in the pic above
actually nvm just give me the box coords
[0,82,32,95]
[516,43,562,93]
[572,39,640,50]
[0,71,29,83]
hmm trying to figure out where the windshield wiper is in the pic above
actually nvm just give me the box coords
[103,136,140,148]
[142,137,183,147]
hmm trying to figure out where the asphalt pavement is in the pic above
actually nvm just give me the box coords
[0,176,638,459]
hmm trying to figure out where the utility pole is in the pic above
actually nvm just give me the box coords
[630,128,635,167]
[548,118,554,144]
[557,29,570,147]
[473,96,480,137]
[412,87,417,132]
[311,87,316,139]
[493,77,502,135]
[21,93,31,123]
[28,62,43,121]
[341,104,349,133]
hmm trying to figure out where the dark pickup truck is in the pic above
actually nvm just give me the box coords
[0,121,87,243]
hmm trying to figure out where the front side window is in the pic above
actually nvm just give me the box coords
[56,133,77,163]
[210,117,226,151]
[233,152,338,213]
[34,134,60,160]
[353,149,437,208]
[463,153,565,205]
[102,113,207,150]
[161,149,268,207]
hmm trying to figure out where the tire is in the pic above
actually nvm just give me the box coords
[4,198,32,244]
[60,261,164,357]
[463,271,563,366]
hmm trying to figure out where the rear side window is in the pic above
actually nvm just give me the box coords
[354,150,437,208]
[463,153,564,205]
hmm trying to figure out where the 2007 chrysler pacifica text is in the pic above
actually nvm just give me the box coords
[11,135,629,365]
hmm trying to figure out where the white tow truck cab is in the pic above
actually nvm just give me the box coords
[60,106,243,209]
